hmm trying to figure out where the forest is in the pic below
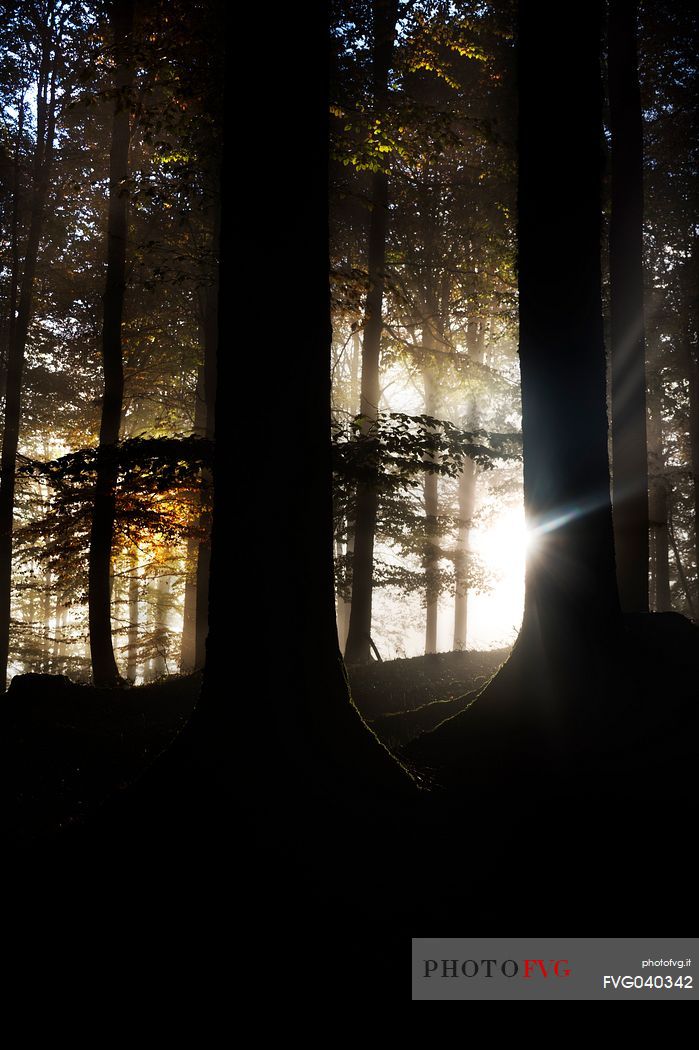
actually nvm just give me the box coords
[2,0,698,999]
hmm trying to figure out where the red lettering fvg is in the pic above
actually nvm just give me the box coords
[523,960,571,978]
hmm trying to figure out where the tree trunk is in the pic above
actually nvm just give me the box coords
[423,365,439,654]
[52,596,63,667]
[24,574,38,673]
[344,0,398,665]
[683,332,699,592]
[151,574,169,679]
[419,263,450,656]
[608,0,649,613]
[668,505,696,618]
[193,188,219,670]
[42,567,52,672]
[88,0,135,686]
[0,41,57,689]
[5,98,23,373]
[334,329,361,647]
[335,535,351,651]
[649,480,671,611]
[179,533,198,671]
[647,372,671,613]
[405,0,623,781]
[179,358,205,671]
[453,457,477,650]
[28,15,414,971]
[454,328,484,651]
[126,552,139,682]
[518,0,620,696]
[180,187,219,672]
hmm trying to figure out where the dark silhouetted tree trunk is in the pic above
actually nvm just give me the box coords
[88,0,134,686]
[609,0,649,613]
[344,0,398,665]
[190,0,414,806]
[406,0,623,782]
[0,36,57,689]
[5,12,413,996]
[518,0,620,690]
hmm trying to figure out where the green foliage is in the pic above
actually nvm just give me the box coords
[332,411,520,489]
[332,412,520,601]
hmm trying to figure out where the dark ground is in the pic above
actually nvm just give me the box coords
[2,648,506,845]
[3,617,697,1000]
[1,670,203,845]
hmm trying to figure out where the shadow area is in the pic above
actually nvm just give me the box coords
[3,613,697,997]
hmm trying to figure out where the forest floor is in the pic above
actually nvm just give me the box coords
[2,648,508,845]
[349,647,510,746]
[4,620,698,992]
[2,671,202,845]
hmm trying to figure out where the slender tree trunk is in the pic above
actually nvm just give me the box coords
[609,0,649,613]
[349,328,361,419]
[54,596,69,667]
[180,187,219,672]
[419,262,449,656]
[193,187,219,670]
[334,328,361,647]
[335,535,351,651]
[0,42,57,688]
[649,480,671,611]
[180,533,198,671]
[126,551,139,682]
[23,574,38,673]
[423,364,439,654]
[335,537,346,644]
[453,457,477,650]
[518,0,620,701]
[647,375,671,613]
[88,0,135,686]
[42,566,52,672]
[5,99,24,374]
[683,335,699,587]
[52,596,62,666]
[344,0,398,665]
[453,331,484,651]
[151,574,169,678]
[180,358,207,672]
